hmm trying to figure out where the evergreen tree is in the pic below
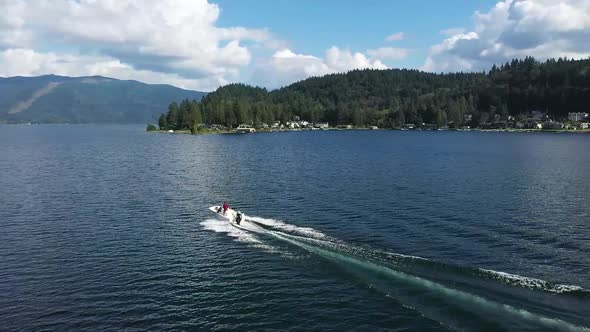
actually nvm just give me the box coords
[397,109,406,127]
[179,99,192,129]
[226,107,237,128]
[158,113,167,130]
[447,99,462,127]
[166,102,179,129]
[158,58,590,128]
[436,108,448,127]
[190,101,202,134]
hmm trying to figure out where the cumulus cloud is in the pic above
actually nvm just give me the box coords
[253,47,389,88]
[366,47,411,61]
[0,0,277,90]
[385,32,405,42]
[423,0,590,72]
[0,48,225,90]
[440,28,466,36]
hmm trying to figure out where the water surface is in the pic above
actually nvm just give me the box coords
[1,125,589,331]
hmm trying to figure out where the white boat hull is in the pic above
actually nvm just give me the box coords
[208,206,267,234]
[209,206,238,223]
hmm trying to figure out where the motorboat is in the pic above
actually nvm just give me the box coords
[209,206,242,224]
[208,206,270,234]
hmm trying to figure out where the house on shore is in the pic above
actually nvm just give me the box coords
[543,121,563,130]
[235,124,256,133]
[568,112,589,122]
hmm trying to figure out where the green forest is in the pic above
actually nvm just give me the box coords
[158,57,590,131]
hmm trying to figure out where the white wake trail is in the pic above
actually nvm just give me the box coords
[244,215,327,239]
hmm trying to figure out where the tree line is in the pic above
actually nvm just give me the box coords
[158,99,202,133]
[158,57,590,131]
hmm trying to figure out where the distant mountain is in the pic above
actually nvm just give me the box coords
[0,75,206,123]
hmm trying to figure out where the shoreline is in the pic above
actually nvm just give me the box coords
[153,127,590,135]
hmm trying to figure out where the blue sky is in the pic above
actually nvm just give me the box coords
[0,0,587,91]
[214,0,497,69]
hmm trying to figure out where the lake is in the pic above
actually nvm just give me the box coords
[1,125,589,331]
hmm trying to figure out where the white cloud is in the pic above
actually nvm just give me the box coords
[325,47,388,72]
[440,28,465,36]
[423,0,590,72]
[0,0,279,90]
[385,32,405,42]
[0,48,226,90]
[366,47,411,61]
[253,47,389,88]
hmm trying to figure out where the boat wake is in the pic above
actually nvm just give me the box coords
[201,213,590,331]
[199,218,279,252]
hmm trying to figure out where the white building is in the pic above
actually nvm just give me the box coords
[568,112,589,122]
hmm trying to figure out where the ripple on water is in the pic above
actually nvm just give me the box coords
[1,126,589,330]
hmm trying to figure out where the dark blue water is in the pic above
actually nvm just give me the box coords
[1,125,589,331]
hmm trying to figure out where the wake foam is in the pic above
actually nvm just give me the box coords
[200,218,261,243]
[201,212,590,329]
[380,250,588,297]
[204,213,589,298]
[245,215,327,239]
[200,218,279,252]
[269,230,590,331]
[478,268,588,295]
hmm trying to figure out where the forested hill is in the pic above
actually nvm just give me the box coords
[0,75,205,123]
[160,57,590,130]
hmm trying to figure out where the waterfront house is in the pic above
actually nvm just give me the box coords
[235,124,256,133]
[543,121,563,130]
[315,122,329,129]
[568,112,589,122]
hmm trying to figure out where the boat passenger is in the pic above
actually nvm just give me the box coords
[235,212,242,225]
[216,205,223,213]
[223,202,229,215]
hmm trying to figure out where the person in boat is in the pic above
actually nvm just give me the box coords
[235,211,242,225]
[216,205,223,213]
[222,202,229,215]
